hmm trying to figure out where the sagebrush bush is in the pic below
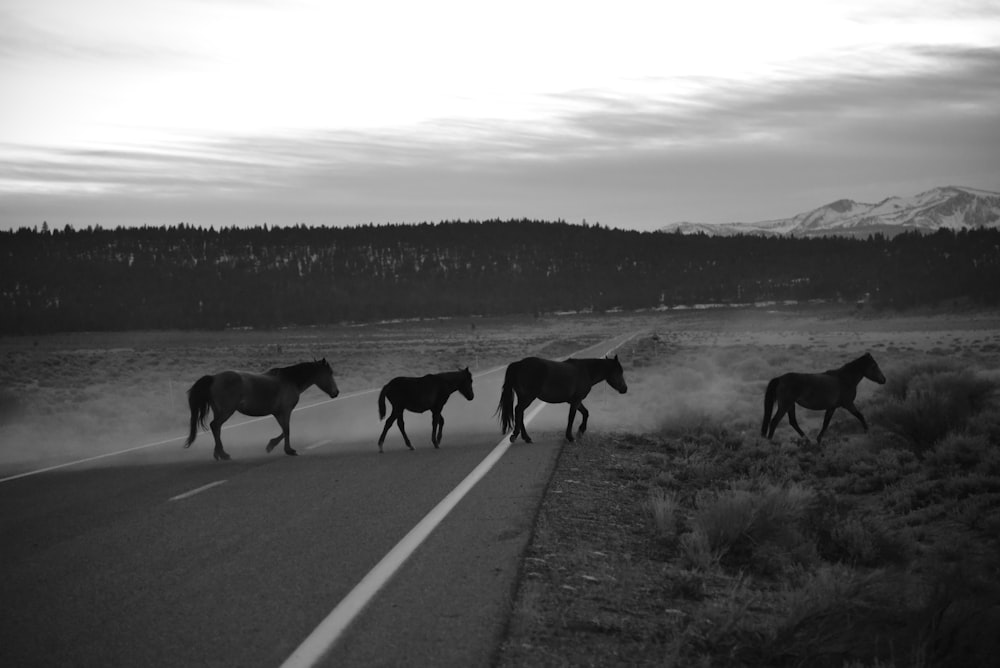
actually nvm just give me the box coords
[689,482,817,575]
[874,368,997,453]
[647,488,679,542]
[924,432,1000,477]
[768,566,929,668]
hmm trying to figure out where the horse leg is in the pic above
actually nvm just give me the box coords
[816,408,837,445]
[209,408,234,461]
[431,411,443,448]
[844,403,869,432]
[265,432,284,453]
[514,397,533,444]
[396,413,414,450]
[577,403,590,434]
[787,405,807,439]
[265,412,295,456]
[377,413,397,453]
[564,404,578,442]
[766,403,789,439]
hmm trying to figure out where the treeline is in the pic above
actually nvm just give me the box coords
[2,220,999,334]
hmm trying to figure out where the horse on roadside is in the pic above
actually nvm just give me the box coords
[377,368,475,452]
[185,358,339,460]
[761,352,886,445]
[497,355,628,443]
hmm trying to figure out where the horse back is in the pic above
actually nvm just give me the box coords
[777,372,844,410]
[384,375,440,413]
[229,371,284,415]
[515,357,585,403]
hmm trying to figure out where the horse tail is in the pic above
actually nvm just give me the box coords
[761,377,779,437]
[378,385,388,420]
[496,362,517,434]
[186,375,214,447]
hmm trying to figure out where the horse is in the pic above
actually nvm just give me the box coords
[761,352,886,445]
[497,355,628,443]
[185,358,339,460]
[377,368,474,452]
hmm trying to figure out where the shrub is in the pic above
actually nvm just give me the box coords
[689,482,818,576]
[874,368,997,453]
[924,432,1000,477]
[767,566,929,668]
[647,488,679,543]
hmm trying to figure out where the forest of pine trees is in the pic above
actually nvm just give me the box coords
[2,220,999,334]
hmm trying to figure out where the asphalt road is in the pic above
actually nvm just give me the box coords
[0,334,634,667]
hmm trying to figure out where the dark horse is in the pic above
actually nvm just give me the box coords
[377,368,474,452]
[761,352,886,444]
[497,355,628,443]
[186,358,339,460]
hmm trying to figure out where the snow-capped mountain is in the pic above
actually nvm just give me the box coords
[661,186,1000,237]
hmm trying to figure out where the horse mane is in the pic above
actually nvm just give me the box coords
[267,360,325,385]
[830,353,873,377]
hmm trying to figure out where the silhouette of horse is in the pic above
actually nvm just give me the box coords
[377,368,474,452]
[497,355,628,443]
[185,358,339,460]
[761,353,886,444]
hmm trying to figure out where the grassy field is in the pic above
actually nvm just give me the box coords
[3,307,999,666]
[496,308,1000,667]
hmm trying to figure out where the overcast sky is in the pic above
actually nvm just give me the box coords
[1,0,999,231]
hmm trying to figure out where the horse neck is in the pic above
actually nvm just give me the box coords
[438,370,467,392]
[838,357,870,385]
[281,363,320,391]
[578,358,609,383]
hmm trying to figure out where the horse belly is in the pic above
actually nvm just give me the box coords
[793,376,839,410]
[537,379,580,404]
[237,375,280,416]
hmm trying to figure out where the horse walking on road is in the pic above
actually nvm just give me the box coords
[497,355,628,443]
[186,358,339,460]
[761,352,886,445]
[377,368,475,452]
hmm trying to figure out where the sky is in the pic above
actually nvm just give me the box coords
[1,0,999,232]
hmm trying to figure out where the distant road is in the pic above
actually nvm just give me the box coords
[0,333,637,667]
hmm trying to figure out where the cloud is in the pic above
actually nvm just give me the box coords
[2,45,998,229]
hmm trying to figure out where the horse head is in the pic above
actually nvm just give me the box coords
[459,367,475,401]
[863,353,886,385]
[605,354,628,394]
[316,357,340,398]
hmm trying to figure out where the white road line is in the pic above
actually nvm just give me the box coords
[168,479,227,501]
[304,439,334,451]
[279,333,639,668]
[278,403,546,668]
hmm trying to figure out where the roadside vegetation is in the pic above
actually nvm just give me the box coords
[497,317,1000,667]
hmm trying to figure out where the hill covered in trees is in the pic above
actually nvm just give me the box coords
[2,220,999,334]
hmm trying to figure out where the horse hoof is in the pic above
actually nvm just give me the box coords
[214,452,230,461]
[285,449,298,456]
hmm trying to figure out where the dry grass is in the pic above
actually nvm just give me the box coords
[497,308,1000,668]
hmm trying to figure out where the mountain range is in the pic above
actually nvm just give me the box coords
[661,185,1000,237]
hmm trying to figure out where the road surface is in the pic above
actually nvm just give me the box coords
[0,334,634,667]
